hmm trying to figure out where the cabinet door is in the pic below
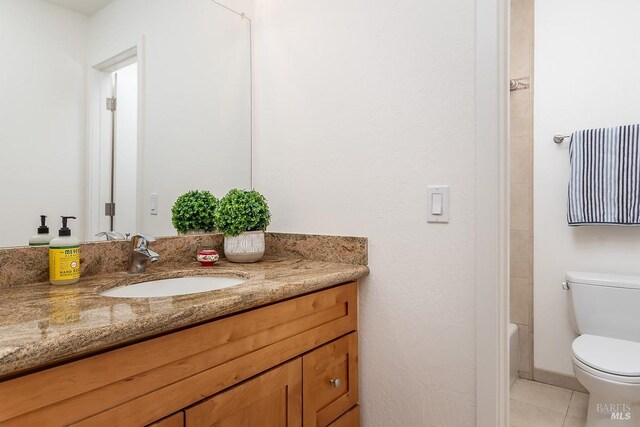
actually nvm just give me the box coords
[147,412,184,427]
[185,359,302,427]
[303,333,358,427]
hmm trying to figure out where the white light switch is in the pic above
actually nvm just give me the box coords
[432,193,443,215]
[427,186,449,223]
[150,193,159,215]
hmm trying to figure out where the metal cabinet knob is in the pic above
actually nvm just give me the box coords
[329,378,342,389]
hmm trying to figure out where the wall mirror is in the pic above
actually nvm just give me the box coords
[0,0,252,247]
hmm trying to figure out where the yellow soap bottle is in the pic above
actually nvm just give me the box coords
[49,216,80,285]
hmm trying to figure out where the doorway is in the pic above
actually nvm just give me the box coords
[109,62,138,235]
[508,1,592,426]
[88,47,140,240]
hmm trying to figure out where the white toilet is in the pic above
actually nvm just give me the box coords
[568,271,640,427]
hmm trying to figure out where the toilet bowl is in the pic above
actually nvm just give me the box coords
[572,335,640,426]
[567,272,640,427]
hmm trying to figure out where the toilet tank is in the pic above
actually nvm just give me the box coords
[568,271,640,342]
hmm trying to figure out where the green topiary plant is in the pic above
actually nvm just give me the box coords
[214,189,271,236]
[171,190,219,234]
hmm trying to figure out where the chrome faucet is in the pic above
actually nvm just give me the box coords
[128,234,159,274]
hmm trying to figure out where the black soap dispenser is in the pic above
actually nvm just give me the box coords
[29,215,52,246]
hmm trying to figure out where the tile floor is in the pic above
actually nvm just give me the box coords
[511,379,589,427]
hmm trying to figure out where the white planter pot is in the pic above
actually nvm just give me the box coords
[224,231,265,263]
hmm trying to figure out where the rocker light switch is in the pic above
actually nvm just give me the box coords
[427,186,449,223]
[432,193,443,215]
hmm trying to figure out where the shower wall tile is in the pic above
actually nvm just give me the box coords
[510,0,533,78]
[511,184,533,231]
[510,277,532,326]
[510,0,534,379]
[510,230,533,279]
[518,325,534,380]
[511,136,533,186]
[510,89,533,138]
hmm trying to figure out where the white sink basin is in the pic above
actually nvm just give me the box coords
[100,276,245,298]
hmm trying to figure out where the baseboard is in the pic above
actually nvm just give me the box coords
[519,371,532,380]
[533,368,588,393]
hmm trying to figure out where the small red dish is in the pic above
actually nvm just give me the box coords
[197,249,219,268]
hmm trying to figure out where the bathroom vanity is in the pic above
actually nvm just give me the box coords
[0,282,359,426]
[0,233,368,427]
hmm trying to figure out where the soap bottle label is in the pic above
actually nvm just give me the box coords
[49,246,80,281]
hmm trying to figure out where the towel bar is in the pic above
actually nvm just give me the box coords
[554,134,571,144]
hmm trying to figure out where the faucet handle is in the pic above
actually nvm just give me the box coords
[133,233,156,242]
[95,231,126,241]
[132,233,156,249]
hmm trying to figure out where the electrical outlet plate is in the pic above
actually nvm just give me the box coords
[150,193,159,215]
[427,186,449,223]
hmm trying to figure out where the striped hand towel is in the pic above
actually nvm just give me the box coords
[568,124,640,225]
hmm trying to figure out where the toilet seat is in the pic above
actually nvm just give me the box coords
[572,334,640,382]
[573,356,640,384]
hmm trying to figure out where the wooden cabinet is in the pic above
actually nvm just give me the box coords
[186,359,302,427]
[303,333,358,427]
[0,282,359,427]
[183,334,360,427]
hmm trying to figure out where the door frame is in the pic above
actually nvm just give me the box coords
[475,0,510,426]
[86,37,146,240]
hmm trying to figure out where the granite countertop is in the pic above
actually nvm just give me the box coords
[0,257,369,379]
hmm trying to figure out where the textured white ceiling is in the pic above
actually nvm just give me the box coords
[41,0,115,16]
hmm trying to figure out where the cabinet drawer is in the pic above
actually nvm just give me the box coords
[303,333,358,427]
[327,406,359,427]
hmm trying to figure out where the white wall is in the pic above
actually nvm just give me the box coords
[534,0,640,376]
[252,1,478,425]
[0,0,87,246]
[88,0,252,237]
